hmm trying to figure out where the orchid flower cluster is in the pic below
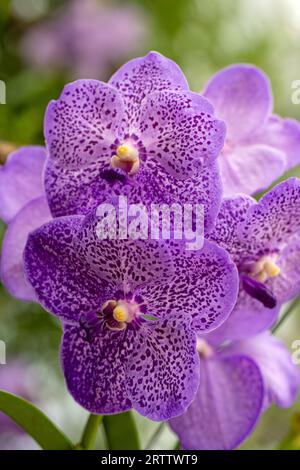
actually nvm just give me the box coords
[1,52,300,450]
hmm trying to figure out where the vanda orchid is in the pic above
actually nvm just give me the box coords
[0,48,300,453]
[208,178,300,341]
[23,208,238,420]
[203,64,300,196]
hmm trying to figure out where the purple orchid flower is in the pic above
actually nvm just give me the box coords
[44,51,226,233]
[21,0,148,80]
[208,177,300,342]
[203,65,300,196]
[23,209,238,420]
[0,146,52,301]
[169,330,300,450]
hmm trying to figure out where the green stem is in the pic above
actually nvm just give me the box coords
[80,414,103,450]
[272,295,300,334]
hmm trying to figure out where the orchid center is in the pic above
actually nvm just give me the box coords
[111,143,140,176]
[250,255,281,283]
[101,298,140,331]
[196,338,214,359]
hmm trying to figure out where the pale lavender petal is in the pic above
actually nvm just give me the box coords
[169,355,264,450]
[109,51,189,125]
[126,313,199,421]
[61,317,132,415]
[249,115,300,170]
[24,213,173,320]
[0,146,46,223]
[204,64,272,142]
[139,90,225,178]
[0,196,52,302]
[223,332,300,408]
[238,178,300,249]
[206,291,279,345]
[219,144,286,197]
[44,80,125,217]
[136,240,239,332]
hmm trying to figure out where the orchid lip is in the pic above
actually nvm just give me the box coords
[241,275,277,309]
[101,297,143,331]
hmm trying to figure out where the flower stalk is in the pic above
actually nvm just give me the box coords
[80,414,103,450]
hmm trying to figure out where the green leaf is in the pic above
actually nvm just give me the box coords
[103,411,141,450]
[80,414,103,450]
[0,390,73,450]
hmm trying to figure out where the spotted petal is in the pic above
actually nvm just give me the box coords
[139,90,225,179]
[136,240,239,332]
[62,312,199,420]
[61,317,133,415]
[109,51,189,126]
[272,235,300,302]
[46,154,222,234]
[125,313,199,420]
[24,212,173,321]
[208,194,255,263]
[44,80,125,217]
[238,178,300,249]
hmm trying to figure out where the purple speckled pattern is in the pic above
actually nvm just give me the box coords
[139,90,225,178]
[204,65,300,196]
[136,240,239,333]
[62,312,199,420]
[24,211,238,329]
[23,208,240,419]
[44,52,225,232]
[208,178,300,341]
[238,178,300,249]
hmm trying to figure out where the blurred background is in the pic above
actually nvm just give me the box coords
[1,0,300,450]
